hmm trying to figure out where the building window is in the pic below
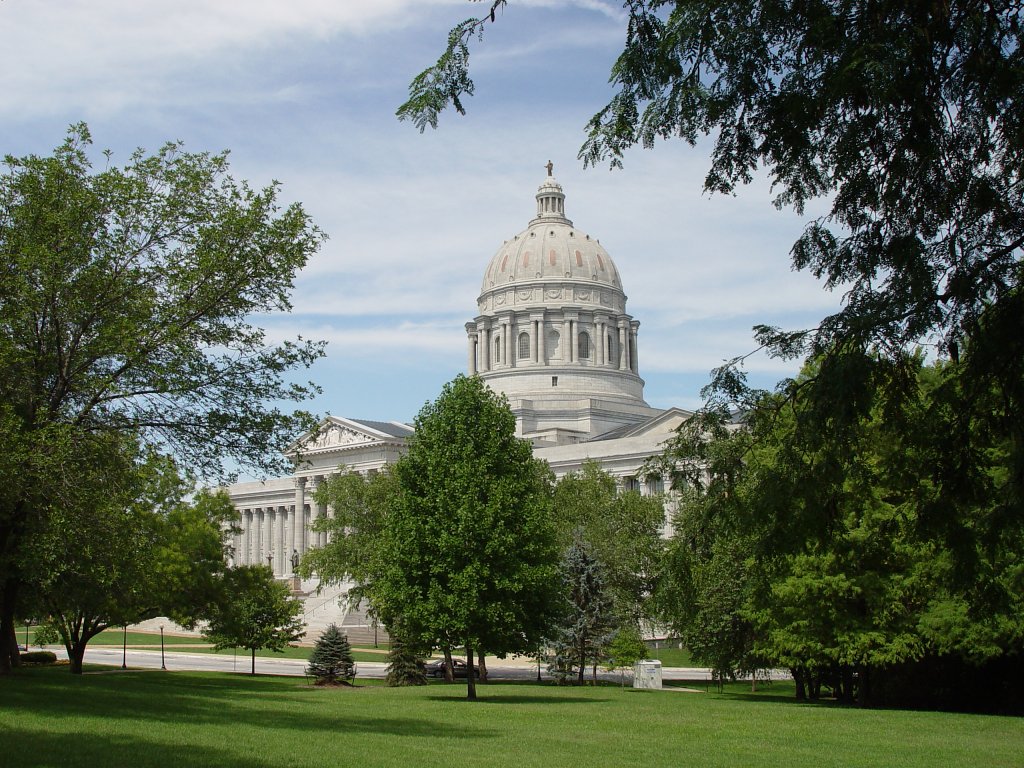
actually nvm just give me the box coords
[551,376,558,387]
[518,332,530,359]
[578,332,591,360]
[623,476,641,493]
[494,335,501,363]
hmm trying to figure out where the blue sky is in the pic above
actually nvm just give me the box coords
[2,1,840,457]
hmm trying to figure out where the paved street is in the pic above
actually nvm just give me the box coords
[58,646,719,684]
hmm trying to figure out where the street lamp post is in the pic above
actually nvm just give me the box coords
[160,625,166,670]
[121,625,127,670]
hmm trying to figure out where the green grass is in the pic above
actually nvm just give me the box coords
[644,644,693,667]
[2,666,1021,768]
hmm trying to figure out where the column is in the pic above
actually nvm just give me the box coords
[502,319,510,368]
[537,316,546,363]
[293,476,306,557]
[309,476,323,549]
[263,507,273,570]
[467,331,477,375]
[563,317,572,362]
[618,321,628,370]
[242,509,252,565]
[596,317,606,366]
[276,506,286,574]
[630,321,640,373]
[478,323,490,372]
[530,319,538,363]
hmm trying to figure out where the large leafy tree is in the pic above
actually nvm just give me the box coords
[657,358,1023,707]
[369,375,561,701]
[0,124,324,671]
[22,435,235,674]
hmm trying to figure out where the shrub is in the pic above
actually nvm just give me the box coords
[20,650,58,665]
[306,624,355,685]
[385,636,427,686]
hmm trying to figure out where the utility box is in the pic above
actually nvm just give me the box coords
[633,659,663,689]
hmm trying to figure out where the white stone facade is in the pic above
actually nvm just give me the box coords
[224,170,690,573]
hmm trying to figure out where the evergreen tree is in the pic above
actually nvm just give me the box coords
[306,624,355,685]
[385,635,427,687]
[548,541,616,685]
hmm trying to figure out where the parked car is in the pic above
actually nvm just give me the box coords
[425,658,479,679]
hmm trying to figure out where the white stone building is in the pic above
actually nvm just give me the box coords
[225,170,690,577]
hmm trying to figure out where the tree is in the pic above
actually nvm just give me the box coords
[0,124,324,672]
[552,461,665,628]
[298,468,397,612]
[20,434,234,674]
[605,624,649,688]
[202,566,305,675]
[385,635,428,687]
[548,541,617,686]
[367,375,561,701]
[306,623,356,685]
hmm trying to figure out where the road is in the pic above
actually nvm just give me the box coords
[61,646,720,683]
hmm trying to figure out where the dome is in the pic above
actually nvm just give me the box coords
[466,167,657,445]
[479,176,624,306]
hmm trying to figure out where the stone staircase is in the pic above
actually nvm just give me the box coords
[131,578,388,648]
[297,580,389,647]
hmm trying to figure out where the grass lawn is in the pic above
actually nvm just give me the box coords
[2,666,1021,768]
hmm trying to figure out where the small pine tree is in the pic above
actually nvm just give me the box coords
[385,635,427,686]
[307,624,355,685]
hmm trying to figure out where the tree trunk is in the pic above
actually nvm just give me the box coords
[443,646,454,683]
[793,667,806,701]
[465,645,477,701]
[251,648,256,675]
[0,578,21,674]
[477,652,488,683]
[68,641,87,675]
[577,634,586,685]
[857,665,869,707]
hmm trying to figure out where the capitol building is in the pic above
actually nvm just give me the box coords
[226,170,692,579]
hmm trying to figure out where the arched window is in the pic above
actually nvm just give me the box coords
[607,333,616,365]
[578,332,591,360]
[518,332,530,359]
[494,335,501,363]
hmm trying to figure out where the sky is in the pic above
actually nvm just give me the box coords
[2,0,841,457]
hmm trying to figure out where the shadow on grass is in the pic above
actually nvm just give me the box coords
[426,693,610,705]
[0,727,276,768]
[1,666,502,741]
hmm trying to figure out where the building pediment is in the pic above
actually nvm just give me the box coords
[285,416,412,458]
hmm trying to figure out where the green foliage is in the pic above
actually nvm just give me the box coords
[658,357,1024,705]
[19,435,232,674]
[306,623,355,685]
[367,374,561,699]
[552,461,665,627]
[0,124,324,671]
[604,625,648,684]
[385,635,428,687]
[396,1,507,130]
[202,565,305,675]
[18,650,56,665]
[300,468,397,612]
[547,541,616,685]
